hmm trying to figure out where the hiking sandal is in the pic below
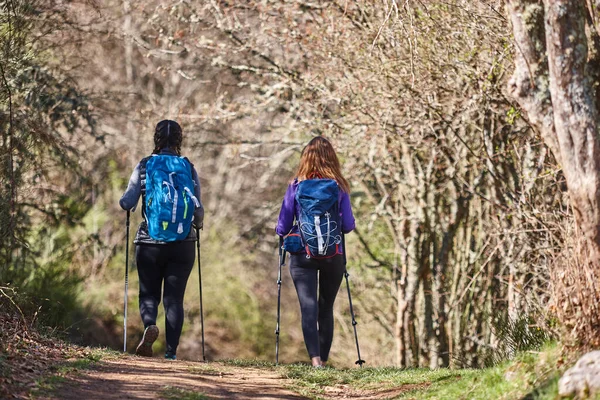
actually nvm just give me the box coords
[135,325,159,357]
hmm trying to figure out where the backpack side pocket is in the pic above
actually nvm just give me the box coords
[283,225,303,254]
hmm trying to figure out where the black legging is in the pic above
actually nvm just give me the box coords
[135,241,195,354]
[289,254,345,362]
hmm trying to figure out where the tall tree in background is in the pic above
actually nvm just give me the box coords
[507,0,600,347]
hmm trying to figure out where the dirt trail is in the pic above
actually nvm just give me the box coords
[50,356,307,400]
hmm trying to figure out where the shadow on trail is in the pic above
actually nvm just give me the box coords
[54,356,307,400]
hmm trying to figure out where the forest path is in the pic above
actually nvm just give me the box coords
[45,354,418,400]
[50,355,307,399]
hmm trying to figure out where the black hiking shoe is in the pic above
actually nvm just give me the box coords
[135,325,159,357]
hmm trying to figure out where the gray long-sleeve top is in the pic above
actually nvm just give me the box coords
[119,148,204,244]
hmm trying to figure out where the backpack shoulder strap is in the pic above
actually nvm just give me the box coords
[139,156,152,217]
[139,156,152,196]
[181,156,195,179]
[182,155,193,167]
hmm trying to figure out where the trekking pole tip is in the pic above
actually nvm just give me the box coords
[355,359,366,367]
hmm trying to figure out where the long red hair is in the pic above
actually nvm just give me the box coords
[295,136,350,193]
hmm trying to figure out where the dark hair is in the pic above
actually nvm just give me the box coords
[153,120,183,155]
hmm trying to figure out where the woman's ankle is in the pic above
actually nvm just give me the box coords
[311,356,323,367]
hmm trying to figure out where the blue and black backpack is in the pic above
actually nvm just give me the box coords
[295,179,343,258]
[140,154,200,242]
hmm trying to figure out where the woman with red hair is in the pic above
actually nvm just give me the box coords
[276,136,356,367]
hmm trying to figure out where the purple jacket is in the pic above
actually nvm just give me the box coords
[276,180,356,238]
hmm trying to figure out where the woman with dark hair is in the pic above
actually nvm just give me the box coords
[276,136,355,367]
[120,120,204,360]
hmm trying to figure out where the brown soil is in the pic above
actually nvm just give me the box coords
[47,356,306,399]
[322,383,430,399]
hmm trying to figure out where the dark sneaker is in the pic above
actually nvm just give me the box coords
[165,351,177,360]
[135,325,159,357]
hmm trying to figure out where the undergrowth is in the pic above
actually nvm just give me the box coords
[0,289,108,399]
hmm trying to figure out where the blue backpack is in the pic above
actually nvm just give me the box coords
[140,154,200,242]
[295,179,343,258]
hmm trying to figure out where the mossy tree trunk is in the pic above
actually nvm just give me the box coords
[507,0,600,346]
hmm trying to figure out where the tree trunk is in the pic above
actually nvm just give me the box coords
[507,0,560,160]
[508,0,600,347]
[509,0,600,258]
[395,274,407,366]
[421,240,434,368]
[544,0,600,258]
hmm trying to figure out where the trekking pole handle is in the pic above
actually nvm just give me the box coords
[279,236,283,260]
[279,236,286,265]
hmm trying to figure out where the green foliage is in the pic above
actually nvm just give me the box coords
[1,262,82,329]
[488,314,554,365]
[0,219,96,329]
[32,374,67,396]
[187,364,227,376]
[221,358,276,368]
[1,0,96,258]
[282,363,463,391]
[279,344,562,400]
[402,345,561,400]
[61,358,95,371]
[0,0,99,339]
[507,107,521,125]
[160,386,208,400]
[451,313,555,369]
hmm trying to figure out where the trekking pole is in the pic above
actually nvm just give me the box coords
[123,210,130,353]
[196,227,206,361]
[343,234,365,367]
[275,236,286,364]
